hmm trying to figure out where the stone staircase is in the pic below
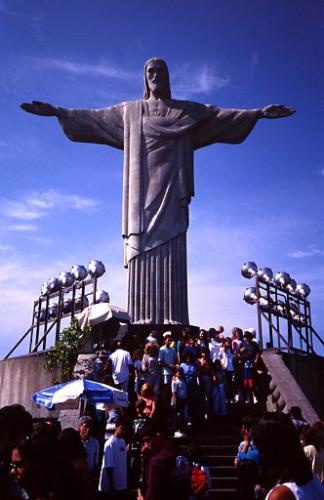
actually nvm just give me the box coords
[187,432,239,499]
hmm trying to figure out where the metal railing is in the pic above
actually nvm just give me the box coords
[4,277,98,359]
[255,278,323,354]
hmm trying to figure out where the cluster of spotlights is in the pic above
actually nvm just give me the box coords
[41,260,106,295]
[241,262,311,298]
[36,260,110,323]
[242,262,310,328]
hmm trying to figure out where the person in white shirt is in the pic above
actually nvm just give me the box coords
[109,340,133,392]
[99,419,128,497]
[208,327,224,363]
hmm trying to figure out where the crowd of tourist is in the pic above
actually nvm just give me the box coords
[0,325,323,499]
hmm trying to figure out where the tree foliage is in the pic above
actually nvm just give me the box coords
[44,318,91,380]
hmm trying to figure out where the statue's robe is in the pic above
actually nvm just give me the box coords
[57,100,259,324]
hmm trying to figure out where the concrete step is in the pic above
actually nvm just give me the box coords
[209,465,237,478]
[209,487,238,499]
[212,475,238,488]
[204,454,236,466]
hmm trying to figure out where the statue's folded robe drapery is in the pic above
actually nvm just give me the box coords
[58,100,259,323]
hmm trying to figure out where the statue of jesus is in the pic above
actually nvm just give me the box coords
[21,58,294,325]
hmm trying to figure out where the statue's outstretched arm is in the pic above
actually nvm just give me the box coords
[259,104,295,119]
[20,101,58,117]
[20,100,124,149]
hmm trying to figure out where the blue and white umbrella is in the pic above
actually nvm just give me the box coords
[31,378,128,410]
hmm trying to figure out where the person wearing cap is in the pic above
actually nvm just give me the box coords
[145,330,159,345]
[158,332,177,408]
[246,327,259,346]
[78,416,100,479]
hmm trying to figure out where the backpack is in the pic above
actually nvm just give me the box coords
[172,456,191,498]
[190,464,208,497]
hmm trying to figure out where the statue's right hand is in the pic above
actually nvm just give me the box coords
[20,101,58,116]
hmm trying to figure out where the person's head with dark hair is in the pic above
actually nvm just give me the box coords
[0,404,33,460]
[208,327,217,338]
[199,329,207,340]
[289,406,304,421]
[11,434,87,499]
[254,412,312,488]
[185,351,195,365]
[44,418,62,438]
[144,341,159,357]
[175,366,184,379]
[232,327,243,340]
[185,442,205,466]
[140,382,155,400]
[10,437,48,494]
[181,327,190,339]
[57,427,87,462]
[199,348,210,361]
[241,415,256,436]
[144,58,171,100]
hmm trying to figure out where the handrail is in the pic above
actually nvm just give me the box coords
[32,319,58,353]
[4,327,33,360]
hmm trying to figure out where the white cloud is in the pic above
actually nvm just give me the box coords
[22,56,230,98]
[27,190,99,211]
[0,0,16,15]
[1,189,100,222]
[29,57,138,81]
[173,62,230,97]
[288,248,324,259]
[2,201,44,220]
[250,51,259,74]
[0,243,14,253]
[7,223,38,232]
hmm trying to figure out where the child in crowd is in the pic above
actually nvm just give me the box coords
[138,383,157,420]
[171,367,188,438]
[133,348,144,395]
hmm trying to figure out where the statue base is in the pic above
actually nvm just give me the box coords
[116,322,200,346]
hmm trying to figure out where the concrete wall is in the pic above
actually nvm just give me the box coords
[0,351,79,424]
[282,351,324,419]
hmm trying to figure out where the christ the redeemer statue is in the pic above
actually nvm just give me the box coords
[21,58,294,325]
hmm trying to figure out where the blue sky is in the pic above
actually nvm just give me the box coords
[0,0,323,358]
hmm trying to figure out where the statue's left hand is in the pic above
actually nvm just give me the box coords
[260,104,295,119]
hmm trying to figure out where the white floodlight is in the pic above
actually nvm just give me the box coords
[241,262,258,279]
[88,260,106,278]
[58,271,74,288]
[71,265,88,281]
[48,303,59,319]
[272,299,287,318]
[295,283,311,299]
[274,272,291,289]
[285,278,297,294]
[243,287,258,305]
[259,296,273,312]
[257,267,273,284]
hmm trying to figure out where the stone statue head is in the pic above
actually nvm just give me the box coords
[144,58,171,99]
